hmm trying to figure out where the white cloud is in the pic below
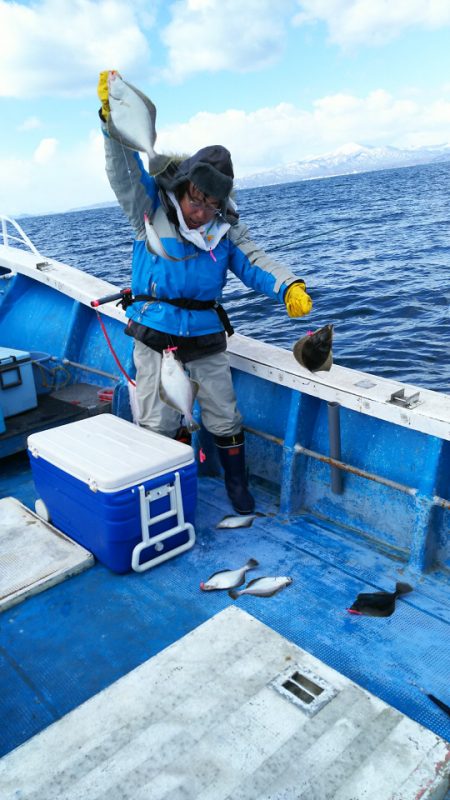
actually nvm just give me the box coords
[161,0,293,82]
[293,0,450,47]
[33,138,58,164]
[18,116,42,132]
[0,0,153,97]
[2,89,450,216]
[157,89,450,175]
[0,130,113,216]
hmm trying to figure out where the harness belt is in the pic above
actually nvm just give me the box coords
[125,293,234,336]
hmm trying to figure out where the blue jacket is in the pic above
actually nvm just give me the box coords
[103,127,301,337]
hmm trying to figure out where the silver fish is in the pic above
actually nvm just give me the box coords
[144,213,197,263]
[159,349,199,432]
[216,514,257,529]
[107,72,157,159]
[200,558,259,591]
[229,576,293,599]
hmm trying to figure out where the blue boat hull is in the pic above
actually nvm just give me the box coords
[0,221,449,761]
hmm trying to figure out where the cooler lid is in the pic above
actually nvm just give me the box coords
[0,346,31,368]
[27,414,194,491]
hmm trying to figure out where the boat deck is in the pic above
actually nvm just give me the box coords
[1,455,449,759]
[0,384,112,458]
[1,607,449,800]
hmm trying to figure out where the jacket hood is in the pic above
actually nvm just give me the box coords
[163,145,234,202]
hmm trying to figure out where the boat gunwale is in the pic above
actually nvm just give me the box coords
[1,240,450,442]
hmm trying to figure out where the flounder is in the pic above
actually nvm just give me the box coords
[200,558,259,591]
[293,324,333,372]
[347,581,413,617]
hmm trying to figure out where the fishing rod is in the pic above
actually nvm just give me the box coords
[266,222,359,253]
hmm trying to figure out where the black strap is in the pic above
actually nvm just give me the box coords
[125,294,234,336]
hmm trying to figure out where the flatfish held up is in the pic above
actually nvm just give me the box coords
[107,72,157,159]
[293,324,333,372]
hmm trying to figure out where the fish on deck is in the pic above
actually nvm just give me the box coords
[347,581,413,617]
[229,576,293,599]
[159,348,200,433]
[216,514,258,529]
[293,324,333,372]
[200,558,259,591]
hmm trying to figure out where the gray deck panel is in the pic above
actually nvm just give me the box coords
[0,497,94,610]
[0,607,448,800]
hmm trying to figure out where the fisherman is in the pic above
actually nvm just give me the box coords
[97,71,313,516]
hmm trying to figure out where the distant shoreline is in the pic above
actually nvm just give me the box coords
[16,152,450,218]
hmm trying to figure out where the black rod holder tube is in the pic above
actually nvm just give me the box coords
[327,401,344,494]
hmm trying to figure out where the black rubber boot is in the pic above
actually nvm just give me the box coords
[215,431,255,514]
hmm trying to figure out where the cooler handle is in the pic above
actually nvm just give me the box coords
[132,471,195,572]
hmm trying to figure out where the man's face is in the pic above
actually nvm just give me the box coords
[179,182,221,229]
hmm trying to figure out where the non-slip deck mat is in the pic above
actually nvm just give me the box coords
[0,497,93,611]
[0,607,448,800]
[1,474,449,761]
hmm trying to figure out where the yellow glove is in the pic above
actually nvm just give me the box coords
[285,282,313,318]
[97,70,117,121]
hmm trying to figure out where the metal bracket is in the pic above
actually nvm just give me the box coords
[388,388,422,409]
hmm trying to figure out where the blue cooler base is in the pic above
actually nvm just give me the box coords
[29,455,197,574]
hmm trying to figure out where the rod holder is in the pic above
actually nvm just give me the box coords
[327,401,343,494]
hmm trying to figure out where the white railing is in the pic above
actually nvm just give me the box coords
[0,214,42,256]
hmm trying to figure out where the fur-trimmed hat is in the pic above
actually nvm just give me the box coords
[166,145,234,201]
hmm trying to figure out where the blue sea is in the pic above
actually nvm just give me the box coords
[19,160,450,393]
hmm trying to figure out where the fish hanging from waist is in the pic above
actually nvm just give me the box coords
[159,348,200,432]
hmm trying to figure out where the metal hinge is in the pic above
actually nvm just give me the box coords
[388,388,422,409]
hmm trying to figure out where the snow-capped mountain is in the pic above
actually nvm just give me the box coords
[235,142,450,189]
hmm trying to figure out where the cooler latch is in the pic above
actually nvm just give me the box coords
[132,471,195,572]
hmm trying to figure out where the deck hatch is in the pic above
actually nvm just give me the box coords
[270,664,337,716]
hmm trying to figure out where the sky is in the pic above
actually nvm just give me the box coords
[1,0,450,216]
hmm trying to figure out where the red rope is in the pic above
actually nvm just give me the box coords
[95,310,136,386]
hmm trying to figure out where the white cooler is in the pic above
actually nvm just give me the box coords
[28,414,197,573]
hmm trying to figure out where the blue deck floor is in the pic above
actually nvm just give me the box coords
[1,453,449,758]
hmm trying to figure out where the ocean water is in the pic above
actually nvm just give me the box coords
[19,160,450,393]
